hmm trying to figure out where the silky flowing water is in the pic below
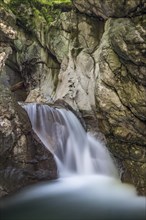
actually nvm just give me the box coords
[24,104,118,178]
[0,103,146,220]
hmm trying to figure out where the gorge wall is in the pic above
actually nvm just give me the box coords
[0,0,146,195]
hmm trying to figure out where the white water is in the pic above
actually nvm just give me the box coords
[24,103,118,178]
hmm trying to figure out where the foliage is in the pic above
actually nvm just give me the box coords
[2,0,72,33]
[3,0,71,5]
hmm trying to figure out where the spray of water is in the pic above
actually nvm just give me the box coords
[24,103,118,178]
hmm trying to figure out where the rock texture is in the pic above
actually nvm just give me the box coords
[0,7,57,197]
[49,10,104,138]
[0,0,146,195]
[73,0,146,19]
[94,18,146,194]
[53,1,146,195]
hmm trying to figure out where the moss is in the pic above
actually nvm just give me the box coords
[3,0,72,34]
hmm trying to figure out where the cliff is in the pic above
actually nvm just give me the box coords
[0,0,146,195]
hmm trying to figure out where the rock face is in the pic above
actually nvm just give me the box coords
[73,0,146,18]
[0,0,146,195]
[0,81,57,196]
[94,18,146,195]
[0,6,57,196]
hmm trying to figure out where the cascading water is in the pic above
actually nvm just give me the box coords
[1,103,146,220]
[23,103,118,178]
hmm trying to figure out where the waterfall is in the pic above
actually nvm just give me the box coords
[1,103,146,220]
[24,103,118,178]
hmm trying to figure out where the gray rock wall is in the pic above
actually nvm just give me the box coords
[94,18,146,194]
[73,0,146,18]
[0,7,57,196]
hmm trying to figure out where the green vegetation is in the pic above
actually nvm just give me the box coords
[3,0,71,5]
[2,0,72,33]
[36,0,71,4]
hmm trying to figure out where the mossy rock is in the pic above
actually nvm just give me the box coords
[2,0,72,35]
